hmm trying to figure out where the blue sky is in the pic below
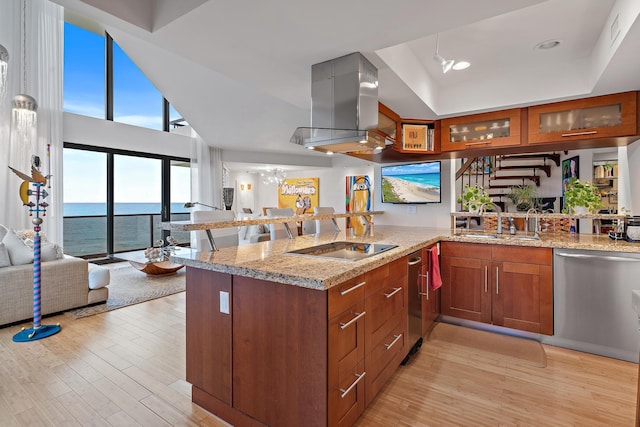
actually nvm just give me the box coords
[381,161,441,176]
[63,22,189,205]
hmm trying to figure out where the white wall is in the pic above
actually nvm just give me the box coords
[229,156,455,229]
[64,112,192,157]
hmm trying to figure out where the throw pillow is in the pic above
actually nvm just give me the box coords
[0,224,8,242]
[0,243,10,267]
[41,243,62,262]
[2,229,34,266]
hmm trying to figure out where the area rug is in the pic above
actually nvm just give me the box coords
[428,322,547,368]
[65,264,186,319]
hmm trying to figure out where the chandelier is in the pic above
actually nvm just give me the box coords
[11,0,38,164]
[260,168,286,185]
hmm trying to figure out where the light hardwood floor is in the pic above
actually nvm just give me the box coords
[1,292,637,426]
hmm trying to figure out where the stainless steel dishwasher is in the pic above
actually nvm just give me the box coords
[403,250,423,364]
[545,248,640,362]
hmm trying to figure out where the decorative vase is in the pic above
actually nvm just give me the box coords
[223,187,234,210]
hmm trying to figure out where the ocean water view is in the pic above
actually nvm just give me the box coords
[389,173,440,189]
[63,203,191,257]
[64,202,189,216]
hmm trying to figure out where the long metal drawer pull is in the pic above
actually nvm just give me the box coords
[384,287,402,298]
[340,372,366,398]
[384,334,402,350]
[465,141,491,146]
[495,266,499,295]
[340,311,365,329]
[418,273,428,297]
[556,252,640,262]
[484,265,488,293]
[339,281,366,296]
[426,271,429,300]
[561,130,597,137]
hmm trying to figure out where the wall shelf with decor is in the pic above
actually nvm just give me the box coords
[397,120,438,154]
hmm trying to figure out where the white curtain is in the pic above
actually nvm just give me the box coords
[0,0,63,244]
[189,128,224,246]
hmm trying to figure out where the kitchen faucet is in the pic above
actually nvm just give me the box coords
[525,207,541,238]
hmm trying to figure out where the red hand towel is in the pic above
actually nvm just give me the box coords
[430,249,442,290]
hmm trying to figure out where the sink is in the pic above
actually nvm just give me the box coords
[457,233,498,239]
[633,290,640,316]
[511,236,540,241]
[285,241,398,261]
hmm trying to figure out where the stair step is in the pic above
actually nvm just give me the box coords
[494,164,551,177]
[497,153,560,167]
[489,175,540,186]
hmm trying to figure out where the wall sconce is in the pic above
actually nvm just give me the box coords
[240,184,245,191]
[247,183,252,191]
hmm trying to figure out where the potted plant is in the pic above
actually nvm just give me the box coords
[562,177,602,214]
[506,184,539,212]
[457,183,493,213]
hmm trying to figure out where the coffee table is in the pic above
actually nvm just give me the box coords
[116,247,190,276]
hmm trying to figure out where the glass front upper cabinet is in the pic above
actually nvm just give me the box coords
[528,91,638,144]
[441,108,524,152]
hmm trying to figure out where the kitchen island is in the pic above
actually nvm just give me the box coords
[172,226,441,427]
[171,225,640,426]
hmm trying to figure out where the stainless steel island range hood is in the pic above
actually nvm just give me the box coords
[290,52,391,154]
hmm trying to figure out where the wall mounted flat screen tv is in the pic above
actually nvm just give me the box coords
[381,161,441,204]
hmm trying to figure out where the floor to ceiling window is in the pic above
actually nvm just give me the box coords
[63,22,105,119]
[63,144,190,259]
[112,40,163,130]
[62,148,108,256]
[63,18,191,259]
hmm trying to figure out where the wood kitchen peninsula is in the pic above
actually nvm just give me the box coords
[171,225,640,426]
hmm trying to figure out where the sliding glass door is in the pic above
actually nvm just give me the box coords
[63,148,108,256]
[63,144,190,258]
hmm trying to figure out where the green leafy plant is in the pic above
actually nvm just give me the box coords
[562,177,602,214]
[506,185,539,212]
[457,184,493,212]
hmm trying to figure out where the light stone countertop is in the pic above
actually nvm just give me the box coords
[161,210,384,231]
[170,225,640,290]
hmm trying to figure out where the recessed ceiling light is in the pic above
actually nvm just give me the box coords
[452,61,470,71]
[326,151,334,155]
[535,39,561,50]
[307,146,315,150]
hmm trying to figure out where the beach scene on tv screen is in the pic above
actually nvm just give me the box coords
[382,162,441,203]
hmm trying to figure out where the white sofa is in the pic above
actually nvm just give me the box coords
[0,256,109,326]
[0,225,109,326]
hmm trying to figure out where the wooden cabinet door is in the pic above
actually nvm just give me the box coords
[328,301,366,389]
[491,260,553,335]
[440,254,491,324]
[527,91,638,144]
[441,108,524,152]
[185,268,232,404]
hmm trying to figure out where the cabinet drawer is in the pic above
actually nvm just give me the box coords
[328,360,366,427]
[441,241,491,260]
[365,256,407,296]
[491,245,551,265]
[365,282,406,350]
[328,275,366,319]
[328,302,365,388]
[365,320,406,406]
